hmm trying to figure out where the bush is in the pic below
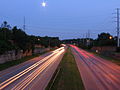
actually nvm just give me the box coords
[116,47,120,52]
[0,40,15,54]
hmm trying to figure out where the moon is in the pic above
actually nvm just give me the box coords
[41,2,46,7]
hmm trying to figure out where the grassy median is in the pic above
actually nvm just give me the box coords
[46,48,84,90]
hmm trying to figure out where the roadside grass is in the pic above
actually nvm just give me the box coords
[86,49,120,66]
[93,53,120,66]
[46,48,84,90]
[0,52,47,71]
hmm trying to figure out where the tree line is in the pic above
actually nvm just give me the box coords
[0,21,61,54]
[62,32,119,51]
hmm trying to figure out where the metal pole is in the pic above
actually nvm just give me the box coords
[23,17,26,32]
[117,8,120,47]
[49,38,50,48]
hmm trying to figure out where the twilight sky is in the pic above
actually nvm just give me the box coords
[0,0,120,39]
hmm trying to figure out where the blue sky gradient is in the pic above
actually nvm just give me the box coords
[0,0,120,39]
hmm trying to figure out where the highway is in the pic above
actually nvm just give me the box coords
[71,45,120,90]
[0,46,67,90]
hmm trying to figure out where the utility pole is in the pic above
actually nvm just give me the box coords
[88,30,91,45]
[116,8,120,47]
[86,32,88,46]
[83,34,85,45]
[23,17,26,32]
[48,38,51,48]
[86,30,90,46]
[88,30,90,40]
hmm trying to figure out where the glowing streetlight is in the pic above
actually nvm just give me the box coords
[38,38,40,41]
[109,36,113,40]
[41,2,46,7]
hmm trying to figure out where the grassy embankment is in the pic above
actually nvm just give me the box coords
[46,48,84,90]
[86,49,120,66]
[93,52,120,66]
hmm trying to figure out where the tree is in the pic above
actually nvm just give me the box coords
[12,26,29,51]
[1,21,11,29]
[94,32,116,46]
[0,21,61,54]
[0,24,15,54]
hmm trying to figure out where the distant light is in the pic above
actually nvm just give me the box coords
[42,2,46,7]
[38,38,40,41]
[96,50,98,53]
[109,36,113,40]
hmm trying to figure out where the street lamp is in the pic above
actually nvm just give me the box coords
[38,38,40,41]
[109,36,113,40]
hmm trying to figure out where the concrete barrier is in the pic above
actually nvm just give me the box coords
[0,48,50,64]
[0,50,23,64]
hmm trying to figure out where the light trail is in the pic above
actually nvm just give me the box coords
[12,49,65,90]
[0,47,65,90]
[71,45,120,90]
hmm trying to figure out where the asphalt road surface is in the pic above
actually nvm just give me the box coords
[71,45,120,90]
[0,46,67,90]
